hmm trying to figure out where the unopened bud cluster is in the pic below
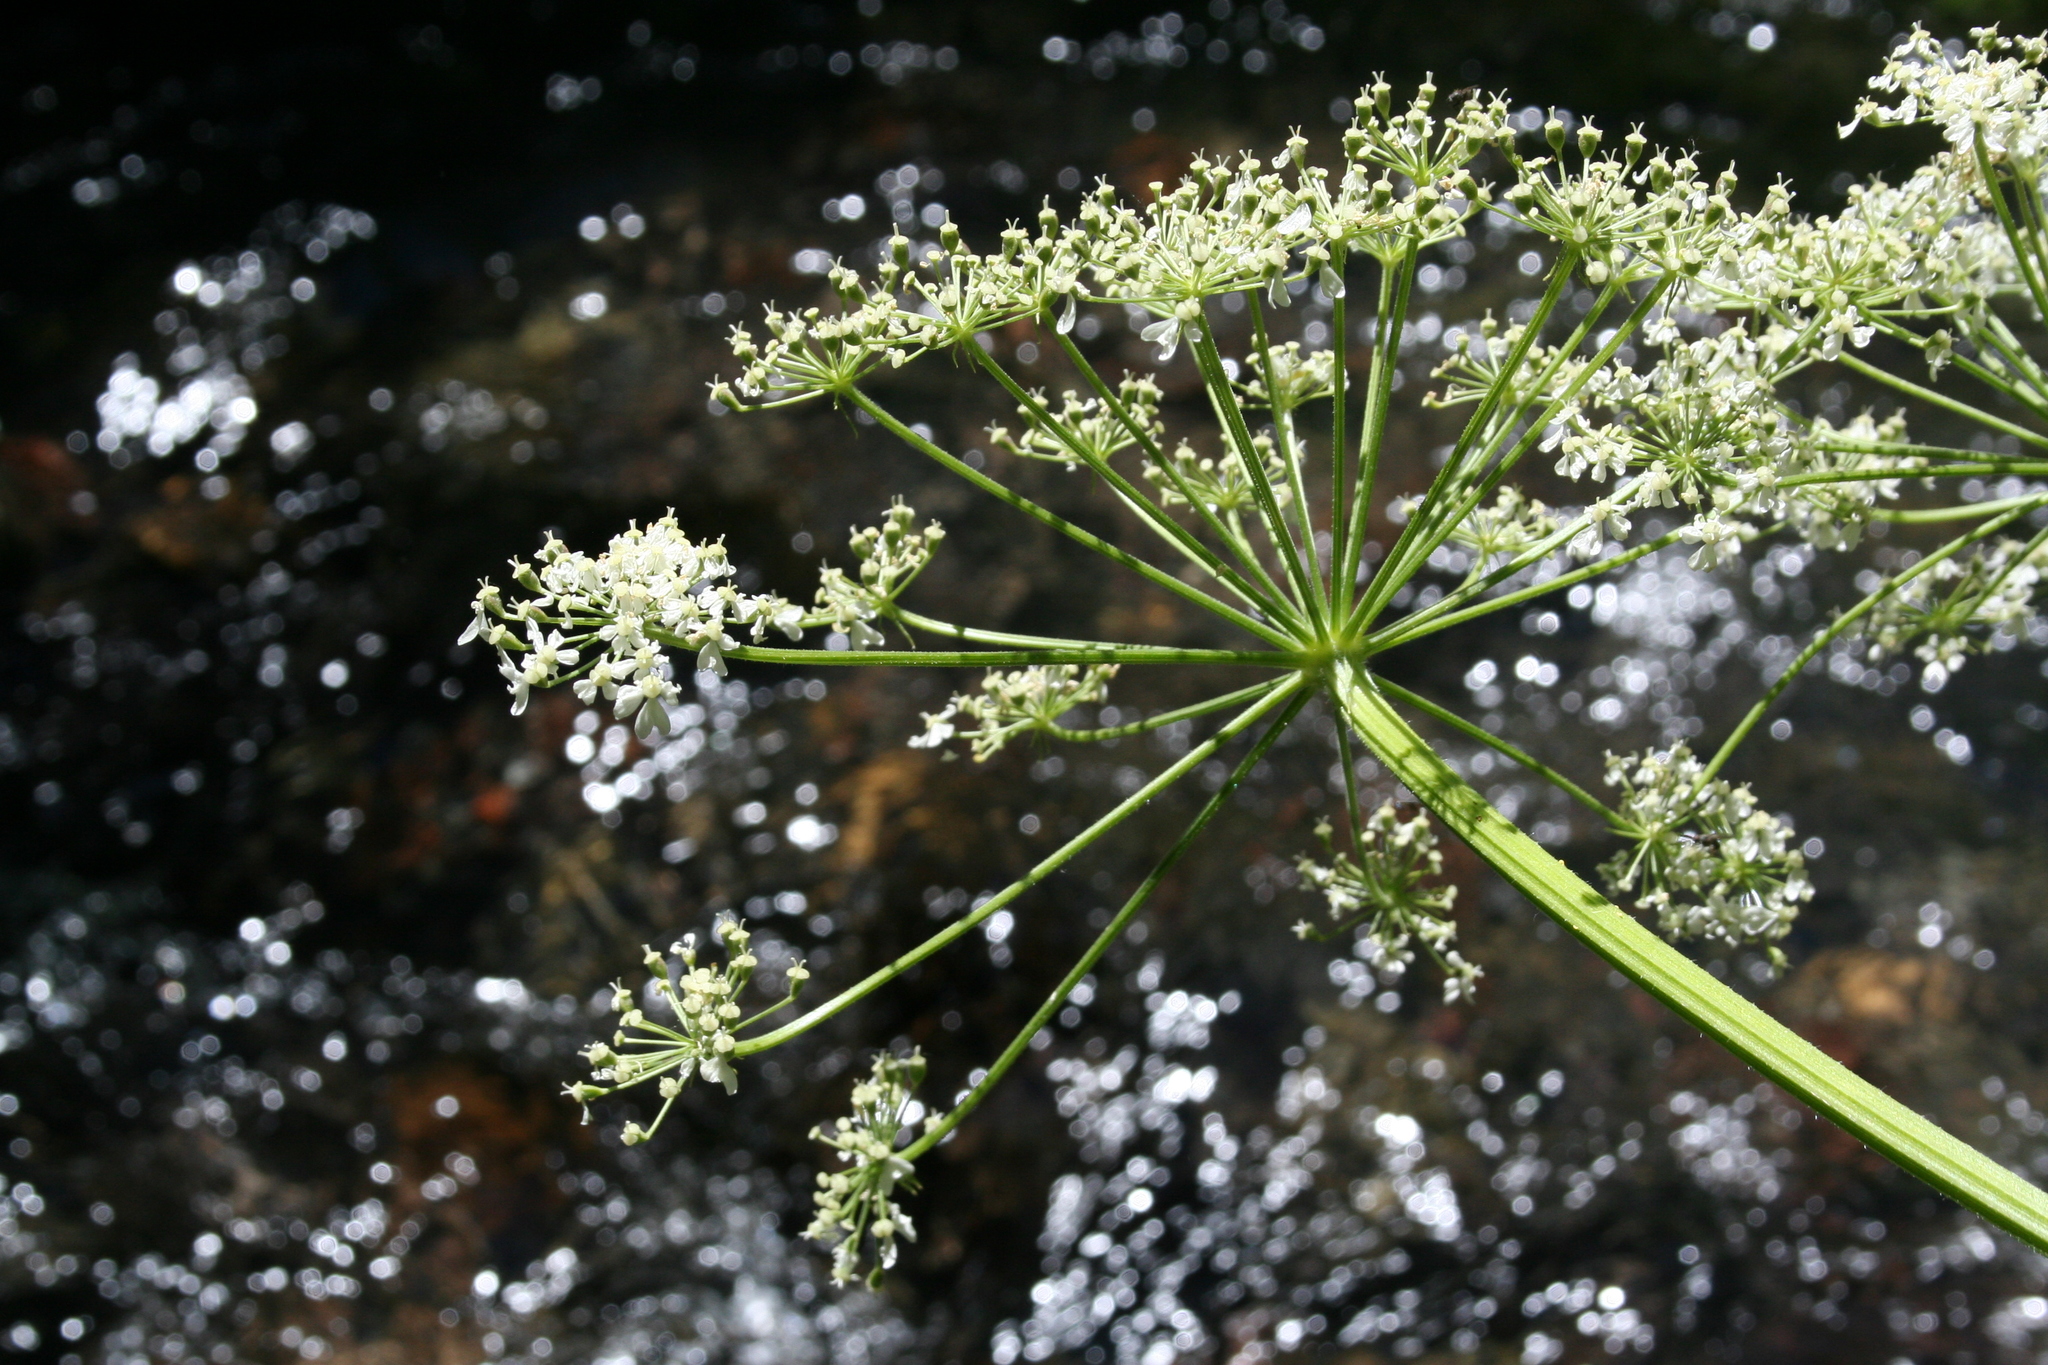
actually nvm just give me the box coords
[566,916,809,1145]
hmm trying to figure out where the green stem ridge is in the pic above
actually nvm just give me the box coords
[1332,662,2048,1252]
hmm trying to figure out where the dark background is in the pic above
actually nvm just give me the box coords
[4,3,2048,1364]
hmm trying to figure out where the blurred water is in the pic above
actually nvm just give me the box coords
[7,4,2048,1363]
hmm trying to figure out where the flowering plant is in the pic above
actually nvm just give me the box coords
[472,32,2048,1270]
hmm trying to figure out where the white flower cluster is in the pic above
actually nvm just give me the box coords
[1142,436,1293,516]
[1294,806,1479,1004]
[1599,745,1811,956]
[1445,486,1561,571]
[709,83,1524,411]
[1498,119,1726,284]
[1859,533,2048,675]
[1235,341,1337,410]
[908,664,1119,761]
[813,498,946,649]
[464,515,801,735]
[567,917,809,1144]
[989,373,1163,467]
[806,1050,939,1288]
[1848,25,2048,172]
[468,503,953,725]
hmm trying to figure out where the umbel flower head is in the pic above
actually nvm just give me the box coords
[467,501,947,722]
[813,498,946,649]
[909,664,1119,761]
[1295,805,1479,1004]
[1599,745,1812,960]
[1857,533,2048,683]
[566,916,809,1145]
[806,1050,940,1288]
[463,514,801,734]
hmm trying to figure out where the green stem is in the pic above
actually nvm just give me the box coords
[1247,291,1329,618]
[1047,678,1284,742]
[1837,352,2048,451]
[903,690,1309,1159]
[1372,675,1623,826]
[846,388,1298,649]
[1696,499,2037,785]
[886,608,1138,652]
[734,678,1306,1054]
[1867,314,2048,422]
[1334,721,1367,860]
[1372,529,1688,653]
[1361,252,1581,628]
[1051,329,1303,617]
[1191,316,1327,636]
[1779,462,2048,487]
[718,642,1293,668]
[1361,277,1668,638]
[968,338,1292,623]
[1339,251,1414,615]
[1329,244,1352,617]
[1331,661,2048,1252]
[1974,133,2048,333]
[1868,495,2046,522]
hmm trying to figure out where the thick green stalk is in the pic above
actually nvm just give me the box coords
[737,679,1305,1055]
[847,388,1298,648]
[1332,660,2048,1252]
[903,689,1309,1159]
